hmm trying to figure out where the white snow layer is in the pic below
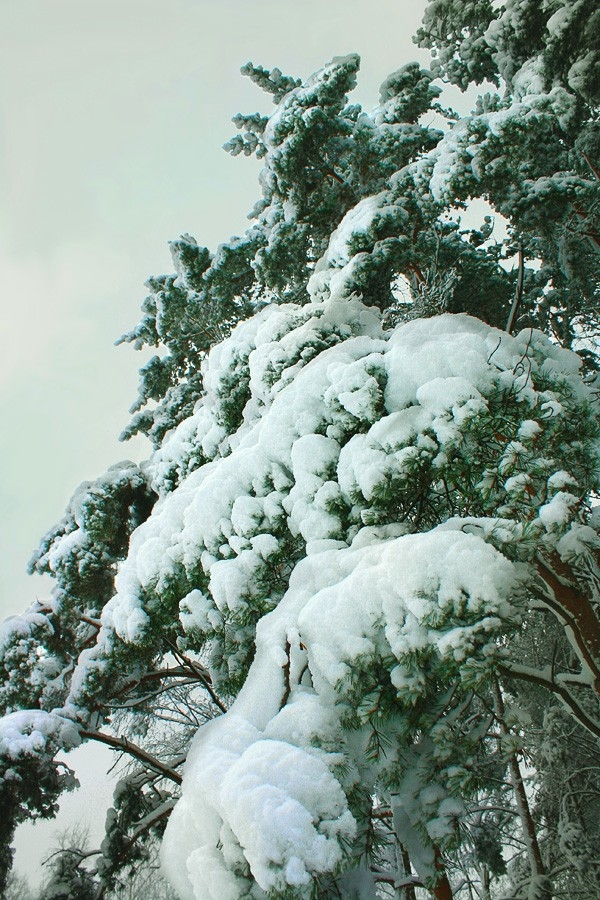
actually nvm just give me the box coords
[102,305,585,657]
[161,526,517,898]
[27,291,593,896]
[0,709,80,760]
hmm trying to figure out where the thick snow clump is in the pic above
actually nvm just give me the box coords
[161,525,518,898]
[117,295,592,898]
[32,290,596,897]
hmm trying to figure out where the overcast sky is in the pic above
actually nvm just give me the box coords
[0,0,433,885]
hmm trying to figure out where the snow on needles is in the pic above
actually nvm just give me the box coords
[162,527,517,899]
[0,709,80,761]
[105,307,519,653]
[132,299,595,897]
[23,292,597,897]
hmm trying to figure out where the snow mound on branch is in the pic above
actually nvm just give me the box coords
[25,294,593,894]
[69,297,593,710]
[162,714,355,899]
[262,53,360,151]
[150,294,383,493]
[0,710,80,760]
[161,526,517,898]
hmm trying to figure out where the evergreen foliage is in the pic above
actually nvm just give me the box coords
[2,1,599,897]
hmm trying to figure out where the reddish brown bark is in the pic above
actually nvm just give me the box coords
[432,846,454,900]
[536,556,600,693]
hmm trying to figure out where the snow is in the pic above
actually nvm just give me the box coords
[156,303,600,895]
[409,76,580,212]
[64,302,592,684]
[1,32,599,898]
[322,193,388,267]
[262,54,359,150]
[545,4,574,40]
[161,709,356,898]
[6,286,595,897]
[0,611,53,649]
[151,297,382,494]
[547,470,578,492]
[307,192,411,302]
[556,522,600,563]
[420,118,470,203]
[162,524,518,897]
[517,419,542,441]
[538,491,580,530]
[0,710,80,761]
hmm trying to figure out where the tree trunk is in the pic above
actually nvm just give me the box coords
[493,681,552,900]
[399,846,417,900]
[432,845,454,900]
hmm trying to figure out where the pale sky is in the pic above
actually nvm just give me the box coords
[0,0,432,886]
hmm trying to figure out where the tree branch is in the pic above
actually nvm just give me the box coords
[81,731,183,785]
[493,680,550,895]
[165,640,228,713]
[497,662,600,740]
[80,614,102,630]
[534,556,600,692]
[582,152,600,182]
[128,798,177,844]
[505,243,524,335]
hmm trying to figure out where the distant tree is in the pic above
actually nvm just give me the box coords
[1,0,598,897]
[5,871,35,900]
[34,827,95,900]
[32,826,178,900]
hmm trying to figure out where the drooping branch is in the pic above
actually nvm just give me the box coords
[42,846,101,866]
[102,649,228,718]
[95,798,178,898]
[81,730,183,785]
[128,797,177,844]
[102,675,200,711]
[165,640,228,713]
[497,662,600,740]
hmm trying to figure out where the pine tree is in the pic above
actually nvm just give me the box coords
[1,1,599,897]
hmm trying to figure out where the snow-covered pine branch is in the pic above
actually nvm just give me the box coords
[2,0,599,896]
